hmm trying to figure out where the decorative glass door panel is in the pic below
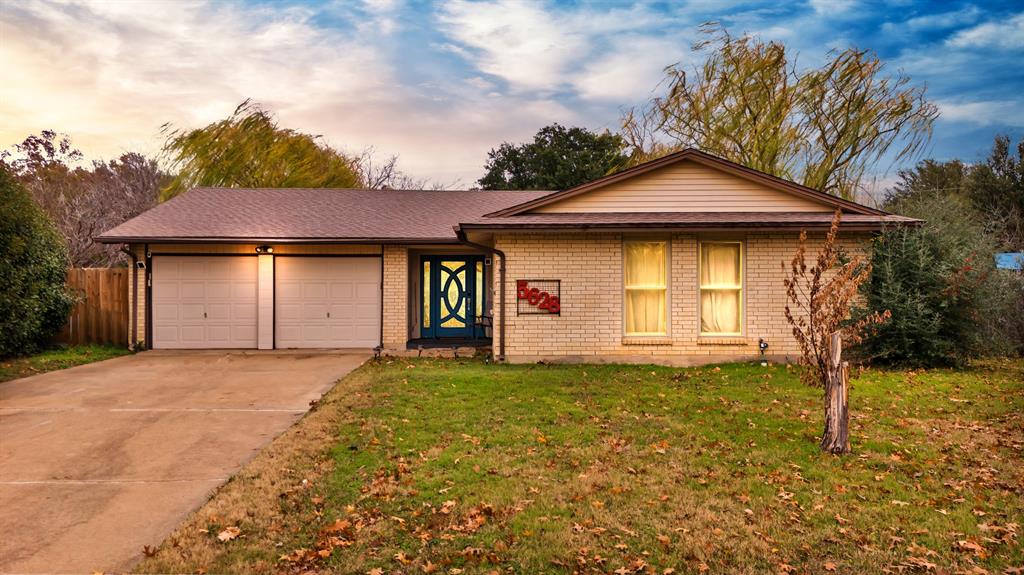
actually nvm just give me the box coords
[421,256,484,338]
[439,260,468,329]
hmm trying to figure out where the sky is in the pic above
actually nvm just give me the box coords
[1,0,1022,189]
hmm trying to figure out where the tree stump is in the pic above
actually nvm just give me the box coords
[821,332,851,454]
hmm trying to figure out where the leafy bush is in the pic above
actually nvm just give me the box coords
[856,194,997,366]
[0,167,74,357]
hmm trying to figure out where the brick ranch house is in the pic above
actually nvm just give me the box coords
[96,149,916,365]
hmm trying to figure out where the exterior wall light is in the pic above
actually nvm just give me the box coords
[255,245,274,254]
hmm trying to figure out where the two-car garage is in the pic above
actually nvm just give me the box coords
[150,255,381,350]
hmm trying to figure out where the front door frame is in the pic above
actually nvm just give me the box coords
[420,255,485,339]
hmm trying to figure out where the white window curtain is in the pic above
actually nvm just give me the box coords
[624,241,667,336]
[700,242,742,335]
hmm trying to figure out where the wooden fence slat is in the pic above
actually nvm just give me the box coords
[53,268,130,347]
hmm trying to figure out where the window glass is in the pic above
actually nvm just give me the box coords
[475,261,484,317]
[624,241,667,336]
[422,260,430,328]
[699,242,742,335]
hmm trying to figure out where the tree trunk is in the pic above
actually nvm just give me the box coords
[821,332,851,454]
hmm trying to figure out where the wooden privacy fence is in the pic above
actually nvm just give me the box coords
[54,268,129,346]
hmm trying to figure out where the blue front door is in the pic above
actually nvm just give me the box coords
[421,256,484,338]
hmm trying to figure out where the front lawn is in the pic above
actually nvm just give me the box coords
[0,344,129,383]
[136,358,1023,575]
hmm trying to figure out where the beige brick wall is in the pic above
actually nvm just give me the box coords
[382,245,409,350]
[494,231,868,365]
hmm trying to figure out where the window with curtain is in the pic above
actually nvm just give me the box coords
[699,242,743,336]
[624,241,667,336]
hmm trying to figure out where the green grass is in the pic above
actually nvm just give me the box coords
[137,358,1024,575]
[0,344,129,383]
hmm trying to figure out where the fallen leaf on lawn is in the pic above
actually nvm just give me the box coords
[216,526,241,542]
[440,500,456,514]
[891,500,910,506]
[423,561,438,573]
[367,569,384,575]
[956,539,987,558]
[823,561,837,571]
[904,556,937,570]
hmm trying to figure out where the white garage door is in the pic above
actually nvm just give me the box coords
[275,257,381,348]
[152,256,258,349]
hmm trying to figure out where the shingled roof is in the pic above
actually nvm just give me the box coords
[96,188,552,243]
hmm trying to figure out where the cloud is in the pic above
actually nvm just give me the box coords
[436,0,590,93]
[435,0,670,95]
[937,100,1024,126]
[904,5,981,31]
[947,13,1024,50]
[807,0,859,16]
[571,36,684,104]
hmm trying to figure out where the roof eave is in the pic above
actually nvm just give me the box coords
[93,236,463,245]
[457,220,919,234]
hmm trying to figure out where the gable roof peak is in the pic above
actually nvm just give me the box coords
[485,148,887,217]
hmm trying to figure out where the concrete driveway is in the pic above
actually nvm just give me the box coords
[0,350,368,574]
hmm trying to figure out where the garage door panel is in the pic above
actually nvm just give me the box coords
[231,325,257,341]
[232,282,257,299]
[180,260,206,276]
[277,303,301,321]
[180,304,205,321]
[275,257,381,349]
[355,303,378,319]
[205,281,232,299]
[330,283,354,298]
[356,282,377,298]
[152,256,258,349]
[179,281,205,299]
[233,303,257,320]
[303,282,328,299]
[277,282,301,299]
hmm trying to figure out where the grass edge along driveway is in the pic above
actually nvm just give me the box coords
[0,344,129,383]
[135,358,1023,575]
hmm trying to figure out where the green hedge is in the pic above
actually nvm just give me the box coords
[0,167,74,357]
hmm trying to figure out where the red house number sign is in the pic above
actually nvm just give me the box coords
[517,280,560,314]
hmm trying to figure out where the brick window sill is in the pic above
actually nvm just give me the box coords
[622,336,673,346]
[697,337,750,346]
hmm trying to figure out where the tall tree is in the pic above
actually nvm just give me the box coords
[479,124,628,190]
[883,159,968,209]
[965,135,1023,250]
[160,100,362,200]
[2,132,165,267]
[622,24,938,200]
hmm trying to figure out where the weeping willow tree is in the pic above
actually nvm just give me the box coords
[622,24,939,200]
[160,100,363,201]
